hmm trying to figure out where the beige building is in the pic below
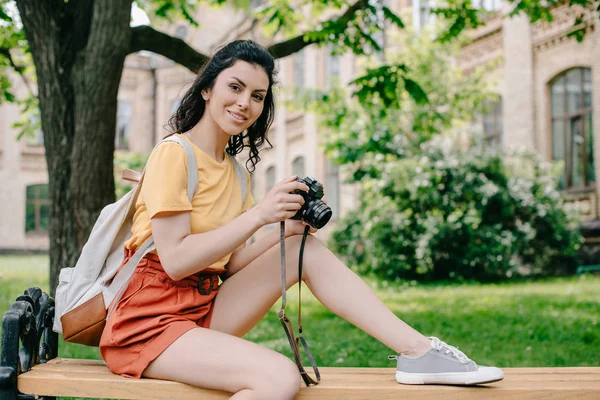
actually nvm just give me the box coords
[460,1,600,221]
[1,0,599,252]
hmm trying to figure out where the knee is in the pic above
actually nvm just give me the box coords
[285,233,321,254]
[256,358,301,400]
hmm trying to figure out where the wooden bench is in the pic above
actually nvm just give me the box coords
[2,288,600,400]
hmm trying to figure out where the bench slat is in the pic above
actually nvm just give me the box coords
[32,358,600,376]
[17,358,600,400]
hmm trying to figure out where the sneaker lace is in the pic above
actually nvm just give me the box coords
[429,337,471,364]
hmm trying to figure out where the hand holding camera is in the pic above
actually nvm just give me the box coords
[289,176,332,229]
[255,175,332,230]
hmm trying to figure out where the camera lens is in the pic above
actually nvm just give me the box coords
[304,200,332,229]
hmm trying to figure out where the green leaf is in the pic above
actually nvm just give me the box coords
[180,2,199,27]
[155,2,175,18]
[403,78,429,105]
[382,6,403,28]
[0,7,12,22]
[4,89,14,102]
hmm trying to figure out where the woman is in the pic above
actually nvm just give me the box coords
[100,40,503,399]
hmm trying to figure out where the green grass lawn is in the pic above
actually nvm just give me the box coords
[1,254,599,370]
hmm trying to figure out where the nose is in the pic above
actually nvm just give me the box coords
[237,94,249,110]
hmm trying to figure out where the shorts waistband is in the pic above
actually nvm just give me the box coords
[123,248,220,291]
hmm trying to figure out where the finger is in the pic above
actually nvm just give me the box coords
[280,202,303,211]
[279,175,298,184]
[301,221,318,232]
[280,193,305,205]
[275,210,299,222]
[281,181,309,193]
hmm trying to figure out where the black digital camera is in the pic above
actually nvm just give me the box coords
[290,176,332,229]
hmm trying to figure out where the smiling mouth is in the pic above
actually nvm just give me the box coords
[228,111,247,122]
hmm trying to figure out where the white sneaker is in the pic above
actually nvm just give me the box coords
[389,337,504,385]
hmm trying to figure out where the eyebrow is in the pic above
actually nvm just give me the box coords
[231,77,267,93]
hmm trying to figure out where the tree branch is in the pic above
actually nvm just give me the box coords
[0,47,25,73]
[130,25,208,72]
[0,47,34,95]
[129,0,369,73]
[268,0,369,58]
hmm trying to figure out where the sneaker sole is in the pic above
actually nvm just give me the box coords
[396,369,504,385]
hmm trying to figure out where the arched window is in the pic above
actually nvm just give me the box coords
[326,159,340,220]
[171,98,181,115]
[174,25,188,39]
[325,45,340,88]
[292,156,305,178]
[550,67,594,189]
[266,165,276,192]
[25,113,44,147]
[116,101,132,150]
[481,97,502,149]
[25,184,50,233]
[293,50,304,88]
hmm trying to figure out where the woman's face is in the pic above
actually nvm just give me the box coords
[203,60,270,137]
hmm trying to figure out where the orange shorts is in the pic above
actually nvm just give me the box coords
[99,249,220,378]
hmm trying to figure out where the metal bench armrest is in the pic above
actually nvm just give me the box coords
[0,287,58,400]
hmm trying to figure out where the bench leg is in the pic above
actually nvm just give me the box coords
[0,287,58,400]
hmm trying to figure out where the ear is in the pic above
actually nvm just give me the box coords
[201,88,210,101]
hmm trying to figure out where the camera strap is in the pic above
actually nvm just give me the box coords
[279,221,321,386]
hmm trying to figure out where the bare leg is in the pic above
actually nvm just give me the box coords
[210,235,431,356]
[143,328,301,400]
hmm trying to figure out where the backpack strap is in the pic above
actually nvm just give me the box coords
[122,169,142,183]
[105,134,198,317]
[164,135,199,201]
[229,155,249,207]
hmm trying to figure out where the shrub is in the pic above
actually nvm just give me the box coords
[328,139,582,281]
[113,151,149,199]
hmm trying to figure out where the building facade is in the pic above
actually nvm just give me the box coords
[460,2,600,219]
[1,0,598,252]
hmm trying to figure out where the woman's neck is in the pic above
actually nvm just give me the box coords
[186,114,230,163]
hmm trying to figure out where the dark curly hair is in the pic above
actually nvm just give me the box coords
[166,40,276,172]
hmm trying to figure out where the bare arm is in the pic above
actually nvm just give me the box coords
[224,217,319,278]
[223,229,280,279]
[152,176,309,281]
[151,207,263,281]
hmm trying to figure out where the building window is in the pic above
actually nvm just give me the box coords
[481,97,503,149]
[550,67,594,190]
[326,159,340,220]
[174,25,188,39]
[25,184,50,233]
[292,156,305,177]
[24,112,44,147]
[171,98,181,116]
[25,129,44,147]
[325,46,341,87]
[116,101,132,150]
[293,50,304,88]
[250,0,267,10]
[266,165,276,192]
[471,0,502,12]
[373,0,387,60]
[413,0,435,29]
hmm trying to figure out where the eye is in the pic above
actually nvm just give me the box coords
[253,94,264,101]
[230,84,241,92]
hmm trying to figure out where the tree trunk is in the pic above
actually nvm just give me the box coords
[16,0,132,296]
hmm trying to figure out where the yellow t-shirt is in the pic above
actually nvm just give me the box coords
[124,134,254,274]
